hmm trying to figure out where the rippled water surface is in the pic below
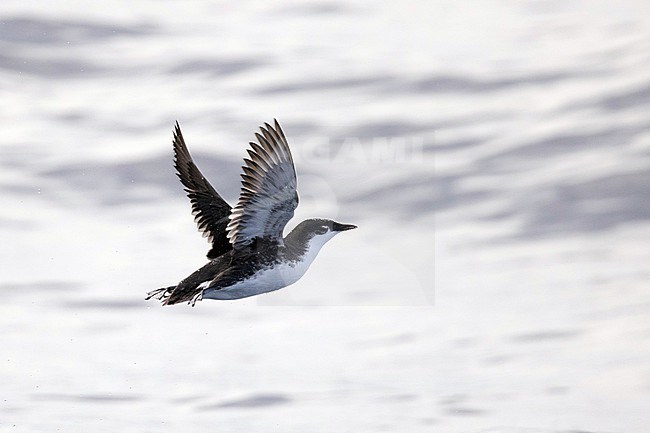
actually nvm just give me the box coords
[1,1,649,432]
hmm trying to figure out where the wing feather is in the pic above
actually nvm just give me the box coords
[226,120,298,249]
[173,122,232,259]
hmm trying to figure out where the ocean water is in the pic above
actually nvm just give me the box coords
[1,1,649,432]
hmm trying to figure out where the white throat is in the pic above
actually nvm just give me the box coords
[299,231,338,267]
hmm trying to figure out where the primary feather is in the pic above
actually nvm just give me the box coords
[226,120,299,250]
[173,122,232,259]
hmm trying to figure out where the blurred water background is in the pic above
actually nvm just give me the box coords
[1,1,649,432]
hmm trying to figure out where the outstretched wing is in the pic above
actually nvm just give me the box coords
[173,122,232,259]
[226,120,298,250]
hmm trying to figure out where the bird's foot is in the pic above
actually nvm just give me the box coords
[145,287,170,301]
[189,290,204,307]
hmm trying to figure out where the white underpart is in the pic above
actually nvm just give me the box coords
[203,231,339,300]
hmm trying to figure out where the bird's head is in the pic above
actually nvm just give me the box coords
[287,218,356,252]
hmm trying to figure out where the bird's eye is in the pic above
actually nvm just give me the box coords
[316,226,328,235]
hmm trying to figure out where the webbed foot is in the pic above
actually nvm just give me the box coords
[146,287,171,301]
[189,289,204,307]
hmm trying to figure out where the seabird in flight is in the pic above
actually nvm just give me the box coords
[146,120,356,305]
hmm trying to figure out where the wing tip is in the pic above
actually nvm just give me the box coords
[173,121,182,138]
[226,118,297,249]
[250,120,293,166]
